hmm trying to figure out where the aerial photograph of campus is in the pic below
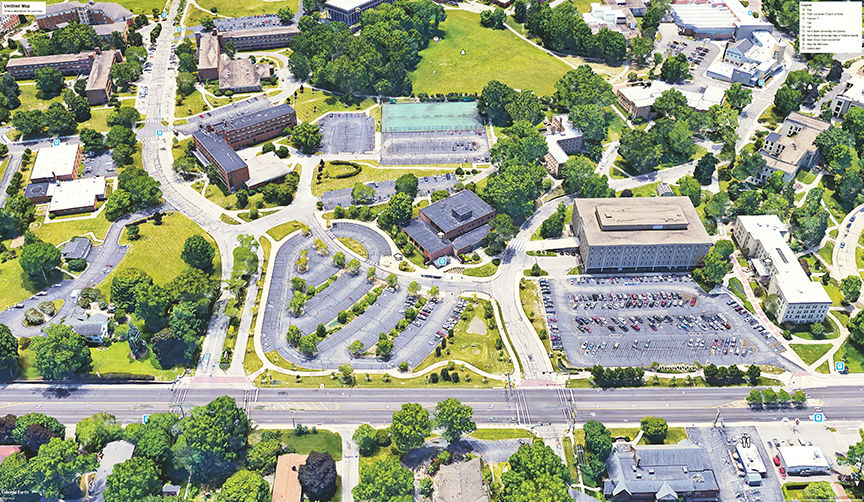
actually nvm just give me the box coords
[0,0,861,499]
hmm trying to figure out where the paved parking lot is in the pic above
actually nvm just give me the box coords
[688,426,784,502]
[81,151,116,178]
[537,275,788,368]
[319,112,375,154]
[320,172,457,210]
[330,222,392,265]
[381,130,490,165]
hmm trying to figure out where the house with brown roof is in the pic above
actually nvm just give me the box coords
[272,453,307,502]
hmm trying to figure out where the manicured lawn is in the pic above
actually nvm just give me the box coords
[818,241,834,266]
[463,261,498,277]
[175,90,209,118]
[562,437,580,482]
[17,84,63,111]
[414,298,513,375]
[815,360,831,374]
[782,483,808,502]
[257,368,498,388]
[638,427,688,445]
[790,343,832,366]
[33,214,113,245]
[250,429,342,460]
[90,342,182,380]
[519,279,548,348]
[787,320,839,340]
[823,280,844,306]
[409,10,571,95]
[834,339,864,373]
[627,182,659,197]
[795,169,817,184]
[0,258,62,312]
[470,428,533,440]
[266,220,306,241]
[312,164,455,196]
[337,237,367,258]
[191,0,300,21]
[99,212,221,295]
[292,89,374,124]
[204,184,281,210]
[86,107,115,133]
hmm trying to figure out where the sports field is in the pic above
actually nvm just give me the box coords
[409,10,571,95]
[188,0,299,20]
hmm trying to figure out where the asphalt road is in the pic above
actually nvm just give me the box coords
[2,383,862,426]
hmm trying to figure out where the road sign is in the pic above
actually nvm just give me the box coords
[814,413,824,423]
[836,361,846,372]
[142,414,150,424]
[156,129,163,136]
[53,139,60,146]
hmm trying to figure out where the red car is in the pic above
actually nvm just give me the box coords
[690,298,697,306]
[773,455,781,466]
[779,467,786,477]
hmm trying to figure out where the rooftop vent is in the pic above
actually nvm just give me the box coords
[452,205,472,221]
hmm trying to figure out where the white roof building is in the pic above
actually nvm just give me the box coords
[735,441,767,476]
[48,176,106,214]
[778,446,831,475]
[830,77,864,118]
[616,82,724,113]
[733,215,831,324]
[31,144,81,182]
[671,0,772,39]
[245,152,291,189]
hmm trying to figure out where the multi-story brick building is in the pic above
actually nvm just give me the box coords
[35,1,133,31]
[402,190,496,264]
[324,0,394,25]
[757,112,829,183]
[0,14,22,34]
[219,25,298,51]
[195,32,221,81]
[192,130,250,191]
[6,51,96,80]
[572,197,712,273]
[207,103,297,149]
[84,49,122,105]
[196,28,283,87]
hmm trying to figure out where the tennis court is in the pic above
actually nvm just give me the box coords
[381,101,483,132]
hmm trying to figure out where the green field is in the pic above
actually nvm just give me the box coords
[292,90,374,124]
[414,298,512,375]
[312,164,455,196]
[249,429,342,460]
[90,342,182,380]
[99,212,221,295]
[462,261,498,277]
[835,339,864,373]
[409,10,571,95]
[266,220,306,241]
[0,259,62,312]
[190,0,299,20]
[33,214,113,246]
[818,241,834,265]
[175,90,209,118]
[790,344,832,366]
[470,428,533,440]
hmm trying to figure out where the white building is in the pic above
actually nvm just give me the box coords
[735,440,767,476]
[48,176,107,215]
[671,0,772,39]
[707,30,785,86]
[582,3,639,37]
[31,144,82,183]
[733,215,831,325]
[614,82,725,119]
[757,112,830,183]
[543,114,584,177]
[830,77,864,118]
[778,446,831,476]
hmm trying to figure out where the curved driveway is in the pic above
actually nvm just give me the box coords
[329,221,392,266]
[833,202,864,282]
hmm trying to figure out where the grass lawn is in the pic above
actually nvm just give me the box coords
[98,212,221,296]
[86,107,115,133]
[33,214,113,245]
[414,298,513,375]
[628,182,660,197]
[795,169,817,184]
[409,10,571,95]
[834,339,864,373]
[818,241,834,265]
[782,483,808,502]
[266,220,306,241]
[788,320,839,340]
[758,105,784,128]
[243,334,263,375]
[257,368,498,389]
[0,259,63,312]
[562,437,580,483]
[292,89,374,124]
[17,84,63,111]
[727,278,754,313]
[312,164,455,196]
[643,427,688,445]
[519,279,547,343]
[337,237,367,258]
[204,184,281,210]
[462,261,498,277]
[90,342,182,380]
[470,428,533,440]
[191,0,300,21]
[250,429,342,460]
[823,280,844,306]
[790,343,832,366]
[175,90,209,118]
[815,360,831,374]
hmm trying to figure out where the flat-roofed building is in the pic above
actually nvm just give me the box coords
[220,25,299,51]
[402,190,495,263]
[830,76,864,118]
[85,49,122,105]
[272,454,307,502]
[207,103,297,149]
[615,82,724,119]
[778,446,830,476]
[31,144,83,183]
[0,14,22,34]
[572,196,712,273]
[543,114,584,176]
[735,440,767,477]
[196,32,221,81]
[192,130,250,191]
[603,441,720,501]
[48,176,107,215]
[23,182,54,204]
[757,112,830,183]
[324,0,394,25]
[93,20,128,44]
[734,215,831,324]
[671,0,772,39]
[36,1,133,31]
[245,152,291,189]
[6,51,96,80]
[218,56,272,93]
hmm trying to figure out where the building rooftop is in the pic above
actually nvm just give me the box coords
[836,77,864,106]
[198,33,220,71]
[41,1,133,21]
[89,440,134,500]
[272,454,307,502]
[219,57,261,90]
[604,441,719,500]
[93,21,127,37]
[735,441,767,474]
[32,144,81,181]
[736,215,831,305]
[402,218,452,256]
[23,181,53,199]
[193,130,248,173]
[49,176,106,213]
[62,236,93,260]
[324,0,381,12]
[435,458,489,502]
[574,197,712,247]
[420,190,495,235]
[778,446,830,469]
[72,312,110,336]
[86,50,119,92]
[246,152,290,188]
[222,24,299,38]
[180,94,273,134]
[616,82,723,112]
[214,102,295,133]
[451,223,491,252]
[6,51,92,69]
[760,112,830,174]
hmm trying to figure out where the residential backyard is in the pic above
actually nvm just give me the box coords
[409,10,571,95]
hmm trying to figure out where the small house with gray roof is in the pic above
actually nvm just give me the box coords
[603,440,720,501]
